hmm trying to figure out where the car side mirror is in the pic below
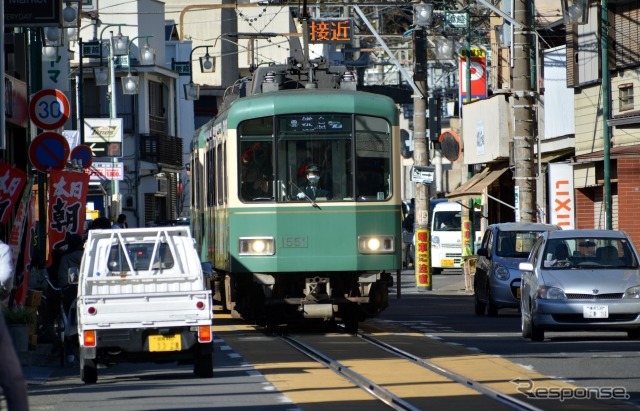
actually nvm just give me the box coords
[68,267,79,285]
[477,247,489,257]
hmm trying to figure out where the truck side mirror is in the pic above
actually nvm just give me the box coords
[68,267,79,285]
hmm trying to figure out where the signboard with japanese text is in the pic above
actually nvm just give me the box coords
[0,163,28,224]
[20,193,37,297]
[8,178,32,273]
[82,41,102,58]
[172,61,191,76]
[42,49,70,93]
[459,47,487,103]
[414,228,431,288]
[47,170,90,257]
[309,19,353,43]
[87,162,124,181]
[445,12,468,28]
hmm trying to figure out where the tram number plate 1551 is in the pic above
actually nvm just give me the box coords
[282,237,307,248]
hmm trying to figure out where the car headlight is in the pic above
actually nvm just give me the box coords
[536,286,567,300]
[238,237,275,256]
[358,235,395,254]
[431,235,440,249]
[493,264,510,281]
[624,286,640,299]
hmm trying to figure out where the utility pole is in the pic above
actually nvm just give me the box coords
[512,0,536,222]
[412,3,433,291]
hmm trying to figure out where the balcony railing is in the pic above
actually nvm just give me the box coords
[140,133,183,167]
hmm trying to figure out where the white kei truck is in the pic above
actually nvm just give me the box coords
[75,226,213,384]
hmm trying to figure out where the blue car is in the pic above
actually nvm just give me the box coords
[474,222,561,316]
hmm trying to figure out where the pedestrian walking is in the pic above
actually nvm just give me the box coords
[0,312,30,411]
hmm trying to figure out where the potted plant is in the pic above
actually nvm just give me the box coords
[2,306,35,354]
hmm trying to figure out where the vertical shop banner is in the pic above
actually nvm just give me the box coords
[14,194,37,306]
[459,47,487,103]
[48,170,90,255]
[548,163,575,228]
[8,178,33,273]
[0,162,28,224]
[414,228,431,288]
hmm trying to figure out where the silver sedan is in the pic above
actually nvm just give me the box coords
[519,229,640,341]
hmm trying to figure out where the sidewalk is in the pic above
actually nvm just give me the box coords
[20,343,62,385]
[391,268,472,297]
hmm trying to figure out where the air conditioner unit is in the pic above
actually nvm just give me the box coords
[156,176,168,195]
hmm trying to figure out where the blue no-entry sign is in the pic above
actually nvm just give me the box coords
[29,132,70,172]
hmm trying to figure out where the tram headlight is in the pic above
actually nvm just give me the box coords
[358,235,395,254]
[238,237,275,256]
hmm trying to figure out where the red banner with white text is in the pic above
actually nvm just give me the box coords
[0,162,28,224]
[47,170,89,263]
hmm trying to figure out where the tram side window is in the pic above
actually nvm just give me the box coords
[206,149,214,207]
[355,116,392,201]
[239,117,274,202]
[216,144,224,205]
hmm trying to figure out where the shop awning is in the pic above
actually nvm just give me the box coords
[446,163,510,202]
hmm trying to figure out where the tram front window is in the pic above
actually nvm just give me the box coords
[276,114,353,202]
[238,114,393,203]
[276,114,392,203]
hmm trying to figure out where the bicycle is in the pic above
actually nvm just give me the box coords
[40,271,77,366]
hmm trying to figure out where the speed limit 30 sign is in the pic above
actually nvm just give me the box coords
[29,89,70,130]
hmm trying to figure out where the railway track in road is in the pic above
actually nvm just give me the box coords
[281,332,542,411]
[214,311,634,411]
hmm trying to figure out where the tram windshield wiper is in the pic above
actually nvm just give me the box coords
[289,180,320,209]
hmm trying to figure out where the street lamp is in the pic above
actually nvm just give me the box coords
[98,24,132,218]
[42,26,62,61]
[414,2,434,28]
[435,38,455,60]
[63,0,80,41]
[94,66,109,86]
[122,36,156,95]
[122,73,139,95]
[184,45,215,101]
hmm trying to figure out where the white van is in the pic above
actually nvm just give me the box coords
[430,201,482,274]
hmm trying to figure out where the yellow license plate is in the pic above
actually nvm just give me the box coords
[149,334,182,352]
[442,259,455,267]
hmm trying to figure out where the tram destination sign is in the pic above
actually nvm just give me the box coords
[282,114,351,134]
[4,0,61,27]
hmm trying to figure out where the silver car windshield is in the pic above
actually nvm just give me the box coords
[542,237,638,269]
[496,231,543,258]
